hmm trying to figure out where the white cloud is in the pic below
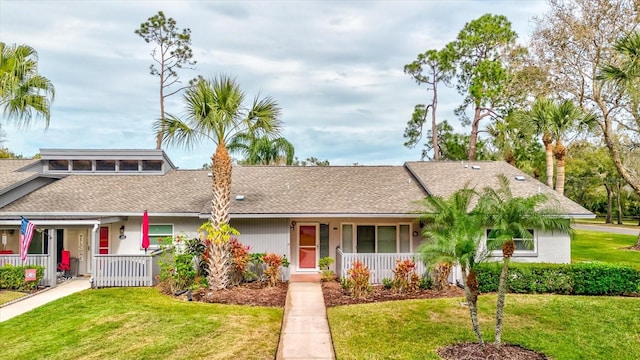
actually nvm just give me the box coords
[1,0,549,166]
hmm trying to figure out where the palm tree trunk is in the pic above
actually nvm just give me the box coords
[462,268,484,346]
[207,240,230,290]
[543,135,553,189]
[211,141,232,227]
[207,141,233,290]
[495,256,510,346]
[555,139,567,195]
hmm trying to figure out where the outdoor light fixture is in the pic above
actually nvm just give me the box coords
[290,221,296,229]
[119,225,126,240]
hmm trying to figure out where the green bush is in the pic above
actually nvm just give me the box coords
[572,262,640,295]
[0,264,44,291]
[476,262,640,296]
[419,276,433,290]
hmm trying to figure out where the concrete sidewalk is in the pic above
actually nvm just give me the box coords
[276,281,336,360]
[0,278,91,322]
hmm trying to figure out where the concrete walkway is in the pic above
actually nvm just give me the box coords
[276,281,336,360]
[0,278,91,322]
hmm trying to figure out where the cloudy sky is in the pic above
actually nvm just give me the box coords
[1,0,549,169]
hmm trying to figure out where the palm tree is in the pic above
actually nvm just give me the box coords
[156,75,281,289]
[523,98,555,189]
[228,133,294,165]
[548,101,597,195]
[478,175,571,346]
[0,42,55,129]
[418,187,487,346]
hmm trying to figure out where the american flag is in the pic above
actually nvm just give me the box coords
[19,217,36,263]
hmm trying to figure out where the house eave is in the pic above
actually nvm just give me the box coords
[208,213,423,219]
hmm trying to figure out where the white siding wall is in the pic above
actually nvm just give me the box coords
[483,229,571,264]
[109,217,203,255]
[230,218,290,256]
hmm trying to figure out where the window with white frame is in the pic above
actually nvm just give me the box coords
[341,224,412,253]
[148,224,173,247]
[486,229,536,254]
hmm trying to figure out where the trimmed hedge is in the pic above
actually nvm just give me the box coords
[476,262,640,296]
[0,264,44,291]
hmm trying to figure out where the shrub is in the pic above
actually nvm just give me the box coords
[382,277,393,289]
[476,262,640,295]
[392,259,419,294]
[319,256,335,282]
[184,236,207,276]
[346,260,371,299]
[228,238,251,286]
[263,253,283,287]
[433,262,452,290]
[0,264,44,291]
[419,276,433,290]
[572,262,640,295]
[157,235,197,294]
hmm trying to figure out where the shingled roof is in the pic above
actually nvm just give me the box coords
[0,158,592,218]
[405,161,591,217]
[0,159,39,191]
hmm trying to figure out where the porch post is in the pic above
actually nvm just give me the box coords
[48,228,57,287]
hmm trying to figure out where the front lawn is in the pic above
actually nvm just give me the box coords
[0,290,27,305]
[0,288,282,360]
[572,229,640,268]
[328,294,640,359]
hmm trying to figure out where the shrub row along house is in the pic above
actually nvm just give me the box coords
[0,149,592,288]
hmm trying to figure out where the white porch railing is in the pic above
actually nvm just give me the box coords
[93,254,160,288]
[336,248,427,284]
[0,254,52,287]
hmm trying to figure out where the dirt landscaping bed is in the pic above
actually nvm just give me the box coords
[321,280,465,307]
[189,281,289,307]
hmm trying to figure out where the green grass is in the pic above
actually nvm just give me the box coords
[328,294,640,359]
[0,290,27,305]
[576,217,640,228]
[0,288,282,360]
[572,229,640,268]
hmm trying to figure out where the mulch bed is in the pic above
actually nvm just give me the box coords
[321,280,465,307]
[438,343,549,359]
[190,281,288,307]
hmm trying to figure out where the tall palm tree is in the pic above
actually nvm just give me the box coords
[548,100,597,195]
[156,75,281,290]
[478,175,571,346]
[228,133,294,165]
[0,42,55,129]
[523,98,555,189]
[418,187,487,346]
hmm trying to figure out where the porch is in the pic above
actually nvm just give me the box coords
[335,248,428,284]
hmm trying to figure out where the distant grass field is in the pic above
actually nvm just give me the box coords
[572,229,640,268]
[0,288,282,360]
[576,217,640,228]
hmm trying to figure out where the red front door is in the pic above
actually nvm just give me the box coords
[99,227,109,254]
[298,224,317,269]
